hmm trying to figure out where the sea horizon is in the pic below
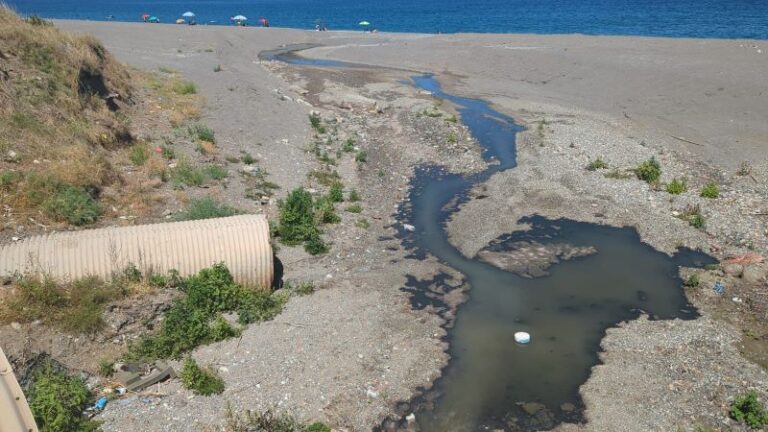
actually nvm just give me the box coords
[5,0,768,40]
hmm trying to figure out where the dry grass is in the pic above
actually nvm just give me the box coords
[0,268,156,334]
[0,6,204,227]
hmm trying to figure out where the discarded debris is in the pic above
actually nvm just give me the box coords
[114,361,177,392]
[713,282,725,295]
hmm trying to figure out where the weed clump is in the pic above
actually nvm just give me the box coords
[348,189,361,202]
[730,392,768,429]
[586,157,608,171]
[129,144,150,166]
[342,138,356,153]
[128,263,282,359]
[328,182,344,202]
[240,151,256,165]
[666,178,687,195]
[346,204,363,213]
[684,273,700,288]
[226,406,332,432]
[315,197,341,224]
[700,182,719,198]
[278,188,317,245]
[0,271,140,334]
[181,357,225,395]
[187,122,216,143]
[44,186,102,225]
[737,161,752,176]
[355,150,368,163]
[635,157,661,184]
[355,218,370,229]
[204,165,228,180]
[27,363,101,432]
[173,81,198,95]
[169,159,206,188]
[175,197,241,221]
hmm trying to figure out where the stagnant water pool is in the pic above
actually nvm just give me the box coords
[264,49,715,431]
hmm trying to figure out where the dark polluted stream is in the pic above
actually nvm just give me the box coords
[265,50,715,431]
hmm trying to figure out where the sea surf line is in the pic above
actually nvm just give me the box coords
[267,48,716,431]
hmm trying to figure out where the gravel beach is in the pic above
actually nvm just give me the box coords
[12,20,768,431]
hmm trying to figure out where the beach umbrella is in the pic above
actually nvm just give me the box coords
[148,16,159,23]
[359,20,370,26]
[182,11,195,18]
[232,15,248,21]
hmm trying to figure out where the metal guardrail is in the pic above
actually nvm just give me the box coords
[0,347,38,432]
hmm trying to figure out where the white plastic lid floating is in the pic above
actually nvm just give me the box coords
[514,331,531,344]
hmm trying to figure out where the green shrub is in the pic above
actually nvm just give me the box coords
[213,64,222,72]
[315,197,340,224]
[355,150,368,163]
[690,214,705,229]
[44,186,101,225]
[586,157,608,171]
[305,423,332,432]
[160,144,175,160]
[342,138,355,153]
[278,188,318,245]
[447,132,457,144]
[129,144,150,166]
[304,232,328,255]
[204,165,228,180]
[635,157,661,183]
[308,113,325,133]
[128,264,283,359]
[240,152,256,165]
[355,218,370,229]
[684,273,700,288]
[173,81,198,95]
[283,281,315,296]
[730,392,768,429]
[175,197,241,221]
[27,363,101,432]
[99,359,115,377]
[348,189,361,202]
[666,178,687,195]
[700,182,719,198]
[170,160,206,188]
[328,182,344,202]
[187,123,216,143]
[181,357,225,396]
[346,204,363,213]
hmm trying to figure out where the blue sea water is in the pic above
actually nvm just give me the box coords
[6,0,768,39]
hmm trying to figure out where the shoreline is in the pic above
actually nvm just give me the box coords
[46,18,768,42]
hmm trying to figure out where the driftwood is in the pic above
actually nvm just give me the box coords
[670,135,705,146]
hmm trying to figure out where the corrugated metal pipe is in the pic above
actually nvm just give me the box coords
[0,215,273,290]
